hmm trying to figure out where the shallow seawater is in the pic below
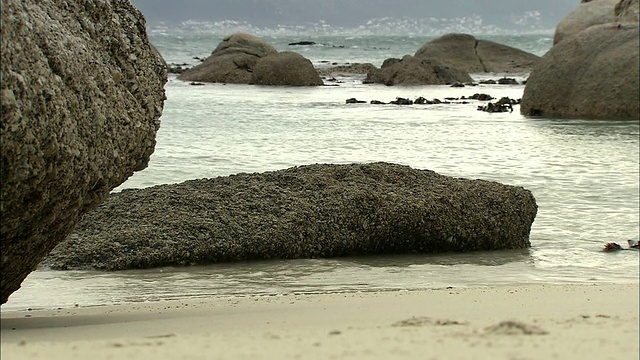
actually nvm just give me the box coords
[4,249,638,312]
[2,34,638,312]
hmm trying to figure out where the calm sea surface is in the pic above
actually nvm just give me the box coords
[2,32,638,312]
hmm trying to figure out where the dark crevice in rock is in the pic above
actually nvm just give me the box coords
[474,40,489,73]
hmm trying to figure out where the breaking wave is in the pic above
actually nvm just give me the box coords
[147,14,555,37]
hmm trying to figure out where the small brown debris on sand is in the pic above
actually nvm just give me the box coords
[485,320,548,335]
[392,316,467,327]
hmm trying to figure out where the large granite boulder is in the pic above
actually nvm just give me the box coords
[364,55,473,86]
[178,33,278,84]
[178,33,322,86]
[43,163,538,270]
[250,52,323,86]
[554,0,619,44]
[414,33,540,73]
[521,23,639,119]
[0,0,167,303]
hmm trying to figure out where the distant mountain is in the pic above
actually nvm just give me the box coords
[130,0,577,31]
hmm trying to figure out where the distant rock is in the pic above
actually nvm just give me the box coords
[348,96,481,106]
[288,41,316,46]
[467,93,495,101]
[497,77,519,85]
[364,55,473,86]
[477,78,520,85]
[413,97,448,105]
[554,0,619,44]
[178,33,321,86]
[317,63,377,77]
[414,33,540,73]
[168,63,189,74]
[1,0,166,303]
[250,52,323,86]
[178,32,277,84]
[43,163,538,271]
[521,23,639,119]
[390,97,414,105]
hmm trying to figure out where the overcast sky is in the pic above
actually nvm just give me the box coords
[129,0,579,29]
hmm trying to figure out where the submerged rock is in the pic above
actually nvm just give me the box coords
[603,240,639,251]
[44,163,538,271]
[477,97,519,113]
[288,41,316,46]
[389,97,414,105]
[497,77,519,85]
[346,98,366,104]
[168,63,190,74]
[1,0,167,303]
[467,93,495,101]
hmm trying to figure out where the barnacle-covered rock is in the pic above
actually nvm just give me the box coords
[44,163,538,270]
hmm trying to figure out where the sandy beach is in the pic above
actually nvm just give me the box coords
[1,283,638,359]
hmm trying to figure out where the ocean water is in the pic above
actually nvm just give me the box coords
[2,31,639,312]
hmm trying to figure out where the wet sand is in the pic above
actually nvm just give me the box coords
[1,283,638,359]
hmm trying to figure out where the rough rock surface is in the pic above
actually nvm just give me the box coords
[615,0,640,22]
[1,0,167,303]
[43,163,538,271]
[521,23,639,119]
[178,33,277,83]
[414,34,540,73]
[364,55,473,86]
[250,52,323,86]
[554,0,619,44]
